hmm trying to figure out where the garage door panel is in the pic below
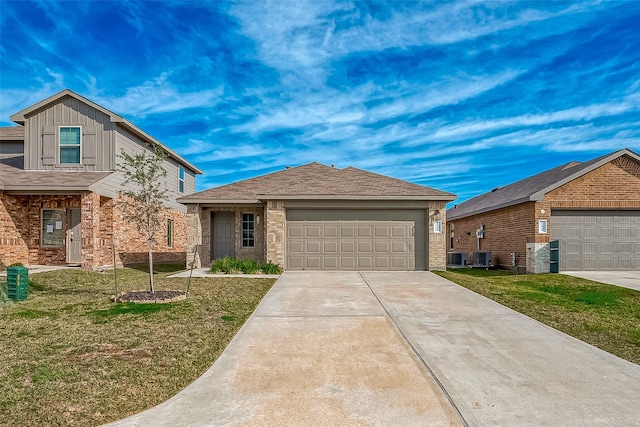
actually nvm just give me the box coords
[357,226,372,238]
[286,209,425,271]
[553,210,640,271]
[324,242,338,253]
[341,226,355,238]
[375,241,389,252]
[358,241,373,252]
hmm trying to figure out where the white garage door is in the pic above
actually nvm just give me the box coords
[551,210,640,270]
[286,209,426,271]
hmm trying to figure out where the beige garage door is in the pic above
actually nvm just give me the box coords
[286,209,426,271]
[551,210,640,270]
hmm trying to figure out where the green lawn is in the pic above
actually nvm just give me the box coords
[0,265,276,427]
[435,269,640,365]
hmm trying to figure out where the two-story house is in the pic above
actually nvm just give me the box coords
[0,89,202,269]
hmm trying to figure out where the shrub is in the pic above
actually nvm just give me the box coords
[260,261,282,275]
[238,259,260,274]
[9,262,24,268]
[211,257,282,275]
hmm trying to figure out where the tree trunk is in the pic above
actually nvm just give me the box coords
[148,241,155,293]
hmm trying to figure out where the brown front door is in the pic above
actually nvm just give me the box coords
[67,208,82,264]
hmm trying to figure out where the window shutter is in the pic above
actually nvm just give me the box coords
[42,126,56,165]
[82,125,97,165]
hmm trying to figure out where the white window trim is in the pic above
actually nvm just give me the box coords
[538,219,548,234]
[178,166,185,193]
[242,212,255,248]
[58,126,82,164]
[41,208,65,247]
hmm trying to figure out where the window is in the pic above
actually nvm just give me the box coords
[433,220,443,233]
[450,222,455,249]
[178,167,185,193]
[167,219,174,248]
[59,127,81,164]
[41,209,65,247]
[242,213,255,247]
[538,219,548,234]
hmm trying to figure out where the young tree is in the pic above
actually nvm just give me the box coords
[118,145,168,293]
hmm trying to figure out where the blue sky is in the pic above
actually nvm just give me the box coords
[1,1,639,203]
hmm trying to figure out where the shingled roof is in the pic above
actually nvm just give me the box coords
[0,154,112,191]
[448,148,640,221]
[178,162,455,203]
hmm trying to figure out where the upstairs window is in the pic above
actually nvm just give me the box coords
[178,167,185,193]
[59,127,81,164]
[242,213,255,247]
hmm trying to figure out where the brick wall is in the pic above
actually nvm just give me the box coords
[448,202,537,271]
[428,201,447,270]
[545,156,640,209]
[265,200,286,268]
[0,191,29,266]
[0,191,187,269]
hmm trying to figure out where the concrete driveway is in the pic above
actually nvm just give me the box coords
[562,271,640,291]
[107,271,640,427]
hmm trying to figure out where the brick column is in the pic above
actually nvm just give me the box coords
[265,200,285,268]
[428,201,447,270]
[186,204,203,268]
[81,192,100,269]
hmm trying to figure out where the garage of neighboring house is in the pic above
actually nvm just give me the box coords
[447,148,640,273]
[178,162,455,271]
[551,210,640,270]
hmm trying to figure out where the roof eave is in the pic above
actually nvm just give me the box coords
[448,196,533,221]
[534,148,640,198]
[116,121,203,175]
[257,194,456,201]
[9,89,124,124]
[177,198,263,205]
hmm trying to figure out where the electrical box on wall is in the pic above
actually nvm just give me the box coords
[476,229,485,238]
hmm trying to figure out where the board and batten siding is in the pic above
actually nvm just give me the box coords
[92,127,193,213]
[23,95,115,171]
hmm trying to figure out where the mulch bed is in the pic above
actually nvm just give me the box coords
[114,290,186,303]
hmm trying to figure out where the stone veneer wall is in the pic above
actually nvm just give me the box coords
[0,191,187,269]
[428,201,447,270]
[265,200,286,268]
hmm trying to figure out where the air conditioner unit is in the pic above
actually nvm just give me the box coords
[476,229,485,238]
[447,252,468,266]
[472,251,491,268]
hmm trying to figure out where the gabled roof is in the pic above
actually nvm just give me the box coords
[448,148,640,220]
[178,162,455,204]
[9,89,202,175]
[0,154,112,192]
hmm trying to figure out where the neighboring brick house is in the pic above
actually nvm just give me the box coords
[178,162,455,271]
[447,148,640,273]
[0,89,202,269]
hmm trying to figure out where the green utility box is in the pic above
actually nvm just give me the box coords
[7,266,28,301]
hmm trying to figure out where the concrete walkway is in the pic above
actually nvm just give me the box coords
[563,271,640,291]
[107,271,640,426]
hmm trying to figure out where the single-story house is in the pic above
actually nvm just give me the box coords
[0,89,202,269]
[447,148,640,273]
[178,162,455,271]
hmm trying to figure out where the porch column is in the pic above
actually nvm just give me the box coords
[186,204,203,268]
[265,200,285,268]
[81,192,100,269]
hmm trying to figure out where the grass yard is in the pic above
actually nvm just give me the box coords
[0,265,276,427]
[435,269,640,365]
